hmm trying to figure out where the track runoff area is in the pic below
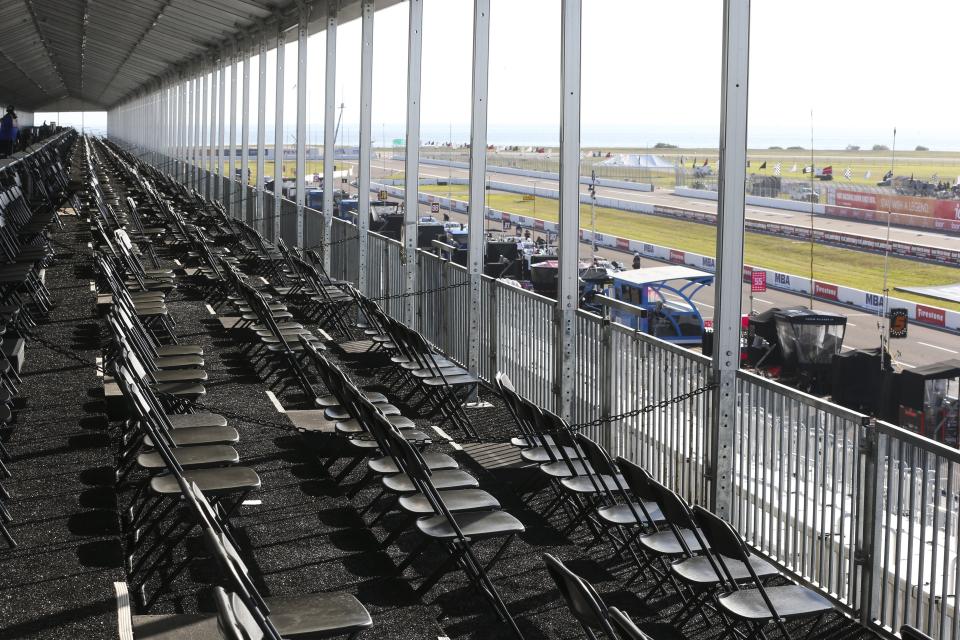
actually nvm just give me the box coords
[335,157,958,370]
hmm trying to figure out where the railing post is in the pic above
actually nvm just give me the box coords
[295,4,308,247]
[256,29,267,235]
[273,23,285,241]
[402,0,424,327]
[241,40,251,223]
[709,0,750,520]
[217,51,226,204]
[357,0,374,296]
[556,0,582,421]
[322,7,337,265]
[468,0,490,387]
[599,308,614,451]
[487,280,498,383]
[228,43,238,216]
[857,418,882,627]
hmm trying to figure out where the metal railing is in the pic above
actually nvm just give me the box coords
[136,152,960,639]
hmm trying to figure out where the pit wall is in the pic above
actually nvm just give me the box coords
[372,181,960,333]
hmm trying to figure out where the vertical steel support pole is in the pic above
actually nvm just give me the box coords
[403,0,424,326]
[202,65,210,197]
[193,72,201,188]
[177,80,183,180]
[256,30,268,234]
[556,0,582,421]
[274,24,285,241]
[357,0,374,293]
[217,52,226,203]
[322,9,337,262]
[467,0,490,382]
[241,43,251,223]
[208,65,217,199]
[295,5,308,247]
[710,0,750,519]
[188,77,196,186]
[229,47,238,216]
[181,78,188,182]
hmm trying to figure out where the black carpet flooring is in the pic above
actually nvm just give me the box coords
[0,213,124,640]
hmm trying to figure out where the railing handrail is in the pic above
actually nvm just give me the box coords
[736,367,871,425]
[875,417,960,463]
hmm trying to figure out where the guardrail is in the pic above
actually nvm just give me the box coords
[136,150,960,639]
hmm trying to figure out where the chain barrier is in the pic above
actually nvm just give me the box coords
[565,382,717,433]
[367,280,468,302]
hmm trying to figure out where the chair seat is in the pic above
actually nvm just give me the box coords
[399,488,501,514]
[155,344,204,357]
[165,412,228,429]
[718,585,833,621]
[539,459,593,478]
[265,591,372,637]
[153,354,205,369]
[144,426,239,447]
[560,474,627,494]
[137,445,239,470]
[511,434,556,448]
[335,414,415,434]
[520,445,581,464]
[639,528,705,555]
[368,451,458,475]
[597,501,663,525]
[672,553,778,585]
[325,403,400,420]
[149,466,260,495]
[416,510,525,540]
[151,368,208,383]
[151,381,205,397]
[315,390,387,407]
[382,469,478,493]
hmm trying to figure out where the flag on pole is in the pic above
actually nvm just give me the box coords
[759,161,767,170]
[773,162,782,176]
[865,170,871,179]
[843,167,852,180]
[790,163,798,173]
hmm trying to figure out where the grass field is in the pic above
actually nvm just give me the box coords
[420,147,960,190]
[420,183,960,312]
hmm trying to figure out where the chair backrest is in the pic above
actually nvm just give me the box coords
[648,478,703,557]
[542,553,615,635]
[211,586,248,640]
[608,608,653,640]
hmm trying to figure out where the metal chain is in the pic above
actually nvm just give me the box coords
[368,280,468,302]
[566,382,718,432]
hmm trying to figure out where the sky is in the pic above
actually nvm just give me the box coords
[39,0,960,150]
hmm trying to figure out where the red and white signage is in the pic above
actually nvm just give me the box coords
[669,249,685,264]
[751,270,767,292]
[813,281,839,301]
[916,304,946,327]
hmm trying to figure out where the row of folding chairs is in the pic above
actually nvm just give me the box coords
[499,378,837,640]
[299,339,527,638]
[0,130,76,550]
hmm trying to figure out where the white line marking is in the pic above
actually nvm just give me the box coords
[753,297,773,304]
[205,303,216,315]
[846,322,857,327]
[918,341,959,354]
[114,582,134,640]
[265,390,285,413]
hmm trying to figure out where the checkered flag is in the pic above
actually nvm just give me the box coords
[773,162,782,176]
[843,167,852,180]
